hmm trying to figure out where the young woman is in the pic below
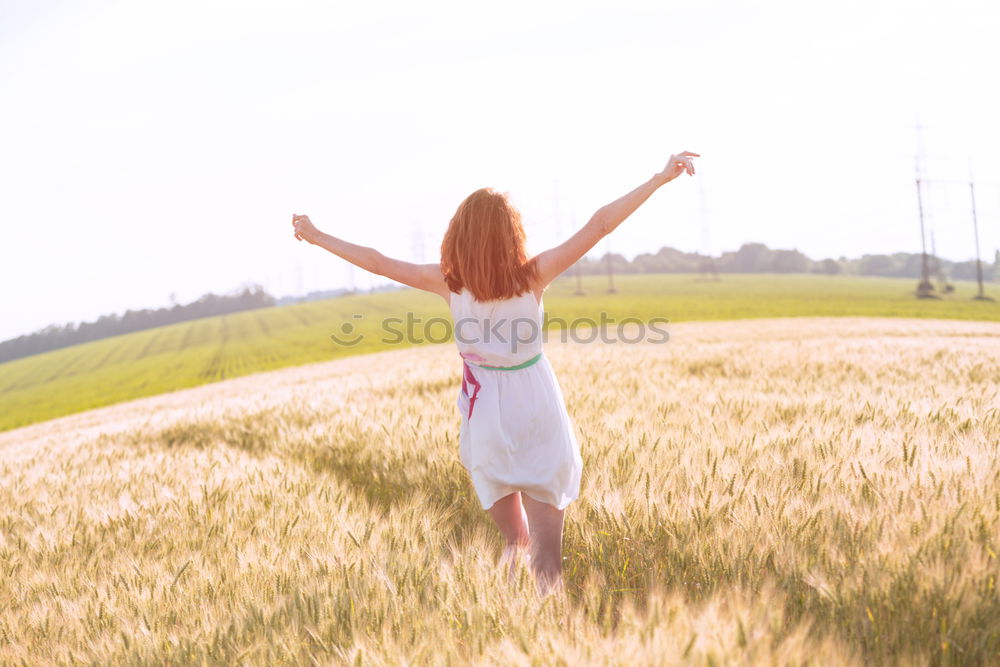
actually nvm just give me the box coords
[290,151,699,595]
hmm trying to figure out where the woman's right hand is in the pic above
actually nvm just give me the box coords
[658,151,700,184]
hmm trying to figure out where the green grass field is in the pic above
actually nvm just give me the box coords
[1,273,997,433]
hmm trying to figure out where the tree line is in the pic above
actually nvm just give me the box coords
[572,243,1000,281]
[0,283,275,364]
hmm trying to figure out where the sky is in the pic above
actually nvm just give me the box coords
[2,0,1000,341]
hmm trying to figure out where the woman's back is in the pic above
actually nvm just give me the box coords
[448,287,543,368]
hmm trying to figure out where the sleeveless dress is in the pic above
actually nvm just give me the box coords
[448,286,583,510]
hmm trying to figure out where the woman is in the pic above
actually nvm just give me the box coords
[291,151,699,595]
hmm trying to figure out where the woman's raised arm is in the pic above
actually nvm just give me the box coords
[291,214,450,301]
[531,151,699,289]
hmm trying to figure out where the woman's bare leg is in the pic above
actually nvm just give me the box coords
[486,492,530,580]
[520,494,565,596]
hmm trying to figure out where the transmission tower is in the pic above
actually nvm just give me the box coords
[914,122,935,298]
[968,169,994,301]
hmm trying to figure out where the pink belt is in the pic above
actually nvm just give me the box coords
[460,352,542,421]
[461,358,483,420]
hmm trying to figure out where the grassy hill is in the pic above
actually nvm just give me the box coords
[1,273,997,433]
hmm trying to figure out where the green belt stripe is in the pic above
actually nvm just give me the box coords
[470,352,542,371]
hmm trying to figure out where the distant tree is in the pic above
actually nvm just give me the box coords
[812,258,842,275]
[599,252,634,274]
[718,243,774,273]
[772,249,811,273]
[899,253,924,278]
[858,254,896,276]
[948,260,979,281]
[633,247,701,273]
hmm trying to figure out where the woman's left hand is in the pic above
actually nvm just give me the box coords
[292,214,320,243]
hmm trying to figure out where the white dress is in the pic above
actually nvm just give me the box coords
[448,286,583,510]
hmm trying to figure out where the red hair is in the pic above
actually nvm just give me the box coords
[440,188,539,301]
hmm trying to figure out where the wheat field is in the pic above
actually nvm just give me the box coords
[2,317,999,665]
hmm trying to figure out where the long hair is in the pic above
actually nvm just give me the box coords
[440,187,539,302]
